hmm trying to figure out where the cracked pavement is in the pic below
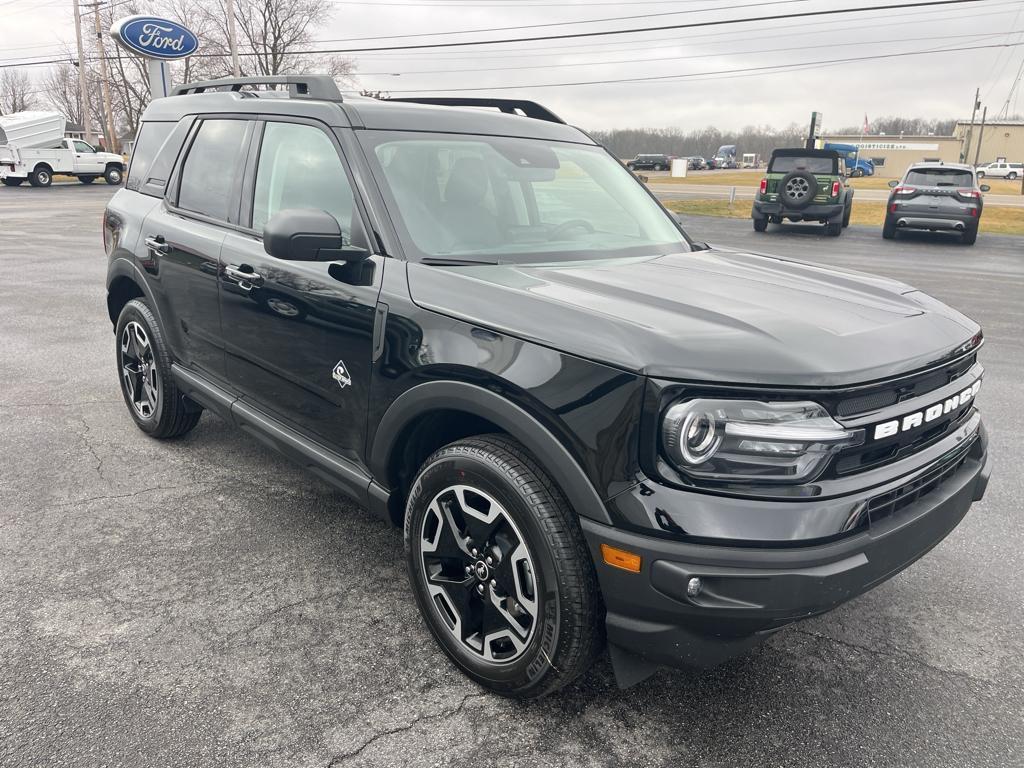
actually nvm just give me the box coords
[1,185,1022,767]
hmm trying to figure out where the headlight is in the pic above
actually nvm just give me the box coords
[661,399,864,484]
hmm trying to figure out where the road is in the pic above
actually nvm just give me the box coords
[1,184,1022,767]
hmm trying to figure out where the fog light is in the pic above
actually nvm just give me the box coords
[686,577,702,597]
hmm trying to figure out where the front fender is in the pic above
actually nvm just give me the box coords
[369,379,614,525]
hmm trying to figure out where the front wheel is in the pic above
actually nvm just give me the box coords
[115,298,202,438]
[104,166,123,185]
[405,435,603,698]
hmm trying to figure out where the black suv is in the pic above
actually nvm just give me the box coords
[105,76,990,698]
[625,153,671,171]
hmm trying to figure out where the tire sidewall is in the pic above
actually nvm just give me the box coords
[405,450,564,696]
[105,166,123,185]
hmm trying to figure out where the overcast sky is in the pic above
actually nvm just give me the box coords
[5,0,1024,130]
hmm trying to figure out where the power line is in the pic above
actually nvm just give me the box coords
[0,0,995,69]
[356,29,1016,75]
[385,40,1024,92]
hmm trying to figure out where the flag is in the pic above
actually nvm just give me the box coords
[862,114,870,134]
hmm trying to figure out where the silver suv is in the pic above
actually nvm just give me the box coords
[883,163,990,245]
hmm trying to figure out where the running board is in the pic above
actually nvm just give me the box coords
[170,363,392,521]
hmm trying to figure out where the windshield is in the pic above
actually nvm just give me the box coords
[359,131,689,263]
[769,156,835,174]
[905,168,973,187]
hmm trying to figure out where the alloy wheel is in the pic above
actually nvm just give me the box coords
[785,177,810,200]
[419,484,539,664]
[120,320,159,419]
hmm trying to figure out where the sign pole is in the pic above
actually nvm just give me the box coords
[71,0,94,145]
[147,59,172,99]
[92,2,118,152]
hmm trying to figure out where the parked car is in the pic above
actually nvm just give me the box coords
[975,160,1022,179]
[625,153,671,171]
[884,162,989,244]
[105,76,990,698]
[0,110,124,187]
[687,156,707,170]
[751,147,853,235]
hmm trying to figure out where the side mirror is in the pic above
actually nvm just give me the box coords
[888,180,898,188]
[263,208,369,262]
[980,184,991,192]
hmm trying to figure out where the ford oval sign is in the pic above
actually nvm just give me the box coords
[110,15,199,60]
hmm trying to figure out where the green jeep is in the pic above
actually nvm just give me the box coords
[751,148,853,236]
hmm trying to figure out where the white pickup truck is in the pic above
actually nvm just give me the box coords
[1,137,125,187]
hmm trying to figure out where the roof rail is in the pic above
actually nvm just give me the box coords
[385,97,564,124]
[171,76,343,101]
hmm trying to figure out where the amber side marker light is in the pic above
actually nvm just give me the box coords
[600,543,642,573]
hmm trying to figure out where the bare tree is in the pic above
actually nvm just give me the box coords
[41,62,84,126]
[0,68,38,115]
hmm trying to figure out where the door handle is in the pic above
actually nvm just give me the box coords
[224,264,265,289]
[144,235,170,254]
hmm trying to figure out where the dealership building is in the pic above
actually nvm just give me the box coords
[819,120,1024,176]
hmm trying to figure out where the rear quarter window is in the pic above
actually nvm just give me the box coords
[126,121,174,191]
[176,119,250,221]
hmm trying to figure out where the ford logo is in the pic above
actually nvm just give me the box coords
[110,15,199,60]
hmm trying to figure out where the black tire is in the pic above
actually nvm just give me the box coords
[1008,172,1018,180]
[115,298,202,439]
[842,202,852,228]
[977,171,985,178]
[825,221,842,237]
[777,170,818,210]
[29,165,52,187]
[752,217,768,232]
[962,226,978,245]
[405,435,603,699]
[882,215,897,239]
[2,177,24,187]
[104,165,123,185]
[79,175,96,184]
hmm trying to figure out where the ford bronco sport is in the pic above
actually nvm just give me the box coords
[752,147,853,236]
[105,76,990,698]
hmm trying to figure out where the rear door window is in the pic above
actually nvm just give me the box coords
[177,119,250,221]
[904,168,973,187]
[769,156,835,174]
[126,121,174,191]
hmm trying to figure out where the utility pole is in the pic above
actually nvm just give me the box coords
[973,106,987,167]
[91,1,118,153]
[226,0,241,76]
[72,0,94,145]
[961,87,980,163]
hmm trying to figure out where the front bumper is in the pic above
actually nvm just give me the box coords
[583,429,990,678]
[753,199,844,221]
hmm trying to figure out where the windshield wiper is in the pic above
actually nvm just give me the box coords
[421,256,500,266]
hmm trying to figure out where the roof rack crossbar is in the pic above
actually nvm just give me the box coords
[171,76,343,101]
[385,97,564,124]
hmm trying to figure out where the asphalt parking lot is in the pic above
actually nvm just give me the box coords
[1,184,1022,767]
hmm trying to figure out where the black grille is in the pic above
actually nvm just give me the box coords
[835,353,976,418]
[866,439,974,523]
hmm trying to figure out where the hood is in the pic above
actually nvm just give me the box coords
[407,249,980,387]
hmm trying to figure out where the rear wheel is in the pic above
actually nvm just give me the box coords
[79,175,96,184]
[825,221,842,237]
[882,215,897,239]
[962,226,978,245]
[752,217,768,232]
[115,298,202,438]
[842,201,852,228]
[405,435,603,698]
[29,166,52,187]
[977,171,985,178]
[2,177,24,187]
[1008,172,1018,180]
